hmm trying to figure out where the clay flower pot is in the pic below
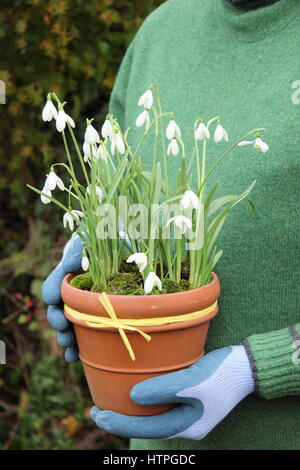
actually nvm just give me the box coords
[61,272,220,416]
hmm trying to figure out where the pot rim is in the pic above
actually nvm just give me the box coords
[61,271,221,324]
[62,271,219,301]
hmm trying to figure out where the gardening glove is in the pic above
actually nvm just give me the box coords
[42,235,83,362]
[90,345,254,439]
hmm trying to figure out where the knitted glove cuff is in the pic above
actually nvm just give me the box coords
[243,324,300,399]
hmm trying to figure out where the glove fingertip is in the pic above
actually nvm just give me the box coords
[130,382,154,405]
[62,236,83,273]
[47,305,70,332]
[42,264,65,304]
[57,330,76,347]
[65,346,79,363]
[90,405,101,421]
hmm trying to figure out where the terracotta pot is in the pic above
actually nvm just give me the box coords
[61,272,220,416]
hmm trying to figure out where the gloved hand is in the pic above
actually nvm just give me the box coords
[42,235,83,362]
[90,345,254,440]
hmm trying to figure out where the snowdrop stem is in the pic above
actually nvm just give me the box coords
[51,162,74,178]
[207,116,219,128]
[199,138,207,204]
[176,238,182,284]
[200,127,265,192]
[62,131,76,179]
[194,120,202,190]
[62,131,87,213]
[27,185,70,213]
[64,186,80,201]
[67,123,91,187]
[154,86,170,197]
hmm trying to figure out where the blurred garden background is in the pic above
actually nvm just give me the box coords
[0,0,165,450]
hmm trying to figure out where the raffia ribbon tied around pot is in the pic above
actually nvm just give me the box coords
[64,292,218,361]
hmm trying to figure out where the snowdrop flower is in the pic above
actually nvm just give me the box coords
[167,138,179,156]
[136,109,150,129]
[138,89,153,110]
[83,141,97,162]
[101,119,114,141]
[238,137,269,153]
[111,133,125,155]
[254,137,269,153]
[95,142,108,161]
[42,96,57,122]
[180,190,199,210]
[45,171,64,191]
[127,253,148,273]
[214,124,228,143]
[40,185,52,204]
[144,272,162,294]
[81,254,89,272]
[166,215,192,234]
[63,210,83,232]
[56,109,75,132]
[166,119,181,140]
[84,122,100,145]
[86,185,103,203]
[196,122,210,141]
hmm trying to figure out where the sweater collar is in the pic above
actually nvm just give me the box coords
[214,0,299,42]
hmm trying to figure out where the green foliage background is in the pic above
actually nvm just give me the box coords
[0,0,165,450]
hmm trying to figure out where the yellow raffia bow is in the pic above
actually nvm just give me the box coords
[64,293,217,361]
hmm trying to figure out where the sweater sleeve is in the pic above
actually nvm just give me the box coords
[108,38,136,130]
[243,324,300,399]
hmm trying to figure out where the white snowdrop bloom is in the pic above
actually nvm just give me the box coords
[167,138,179,156]
[196,122,210,141]
[138,89,153,110]
[144,272,162,294]
[254,137,269,153]
[45,171,64,191]
[42,99,57,122]
[63,210,83,232]
[237,140,253,147]
[238,138,269,153]
[81,254,89,272]
[85,123,100,145]
[166,120,181,140]
[136,109,150,129]
[180,190,199,210]
[56,109,75,132]
[41,185,52,204]
[115,132,126,155]
[126,253,148,273]
[86,185,104,203]
[166,215,192,234]
[101,119,114,141]
[214,124,228,143]
[83,141,97,162]
[96,143,109,161]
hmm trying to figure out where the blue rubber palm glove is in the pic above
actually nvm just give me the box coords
[90,345,254,440]
[42,235,83,362]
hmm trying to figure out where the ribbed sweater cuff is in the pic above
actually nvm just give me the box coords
[243,324,300,400]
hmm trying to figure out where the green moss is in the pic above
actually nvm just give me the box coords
[180,279,191,291]
[70,273,94,291]
[161,279,182,294]
[70,261,193,295]
[181,260,190,280]
[106,272,144,295]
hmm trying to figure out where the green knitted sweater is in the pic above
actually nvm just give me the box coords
[109,0,300,450]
